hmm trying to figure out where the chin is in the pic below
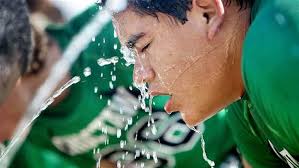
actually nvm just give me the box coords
[180,110,206,127]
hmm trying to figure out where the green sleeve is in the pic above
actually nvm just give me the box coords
[226,101,286,168]
[243,0,299,155]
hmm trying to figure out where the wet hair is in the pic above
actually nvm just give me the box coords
[99,0,254,24]
[0,0,32,75]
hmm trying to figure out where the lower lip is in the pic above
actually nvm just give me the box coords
[164,97,173,113]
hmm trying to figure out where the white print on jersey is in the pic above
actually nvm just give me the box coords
[269,140,299,168]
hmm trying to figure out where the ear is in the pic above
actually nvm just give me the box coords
[193,0,225,40]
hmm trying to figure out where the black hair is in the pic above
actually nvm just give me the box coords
[99,0,255,24]
[0,0,32,75]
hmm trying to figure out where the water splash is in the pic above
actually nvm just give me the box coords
[120,46,136,66]
[41,76,81,111]
[133,82,149,111]
[97,56,119,66]
[187,125,215,168]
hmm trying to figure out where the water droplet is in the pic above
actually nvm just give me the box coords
[83,67,91,77]
[146,152,150,159]
[124,124,129,131]
[117,129,121,138]
[114,30,118,38]
[94,87,98,93]
[153,151,158,163]
[101,127,108,134]
[141,149,145,155]
[109,81,114,89]
[120,140,126,148]
[92,37,96,42]
[151,125,157,135]
[117,161,121,168]
[96,154,102,168]
[114,44,118,50]
[112,75,116,81]
[97,56,119,66]
[135,150,140,159]
[127,117,133,125]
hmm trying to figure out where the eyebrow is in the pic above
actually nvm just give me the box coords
[126,32,145,49]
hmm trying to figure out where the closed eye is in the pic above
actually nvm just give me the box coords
[141,42,151,53]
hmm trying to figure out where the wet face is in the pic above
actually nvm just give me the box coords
[114,3,248,125]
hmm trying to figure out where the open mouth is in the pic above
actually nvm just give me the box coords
[149,91,173,113]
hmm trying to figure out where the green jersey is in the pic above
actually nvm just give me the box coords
[227,0,299,167]
[11,6,237,168]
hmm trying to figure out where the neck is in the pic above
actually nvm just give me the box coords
[226,7,250,99]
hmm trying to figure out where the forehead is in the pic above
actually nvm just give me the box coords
[112,9,157,44]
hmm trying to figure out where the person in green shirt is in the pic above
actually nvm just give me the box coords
[3,5,239,168]
[111,0,299,167]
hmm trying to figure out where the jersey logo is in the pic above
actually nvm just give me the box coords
[52,87,139,155]
[51,86,201,165]
[269,140,299,168]
[128,112,203,154]
[96,145,175,168]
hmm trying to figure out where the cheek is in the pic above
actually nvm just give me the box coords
[149,47,192,89]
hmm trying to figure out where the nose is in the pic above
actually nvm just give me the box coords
[133,54,155,84]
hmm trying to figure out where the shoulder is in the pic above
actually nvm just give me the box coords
[242,0,299,157]
[226,100,286,167]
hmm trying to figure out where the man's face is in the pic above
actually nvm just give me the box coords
[114,6,246,126]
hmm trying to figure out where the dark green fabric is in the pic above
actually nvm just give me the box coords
[227,0,299,167]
